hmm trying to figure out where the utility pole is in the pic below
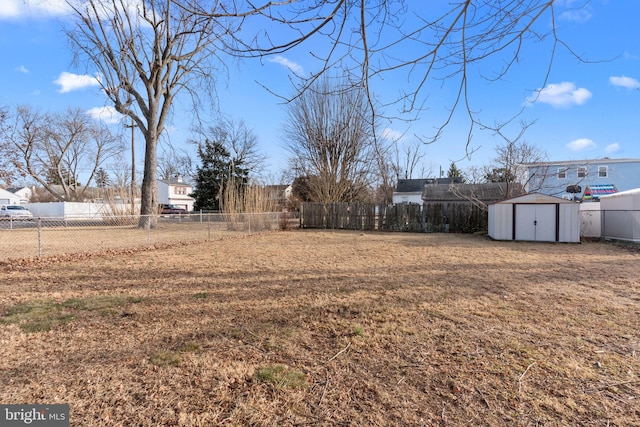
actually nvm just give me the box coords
[124,118,136,214]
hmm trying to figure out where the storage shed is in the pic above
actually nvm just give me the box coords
[488,193,580,242]
[599,188,640,242]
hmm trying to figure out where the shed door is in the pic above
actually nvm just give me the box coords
[515,204,557,242]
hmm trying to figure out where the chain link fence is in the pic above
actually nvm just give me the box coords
[0,212,288,262]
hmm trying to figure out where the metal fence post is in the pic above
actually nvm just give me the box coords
[147,215,151,244]
[37,218,42,258]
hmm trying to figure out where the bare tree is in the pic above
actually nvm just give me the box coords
[182,1,574,152]
[393,140,428,181]
[371,138,396,205]
[0,106,25,187]
[65,0,226,224]
[3,106,123,201]
[284,77,377,203]
[158,148,194,181]
[490,123,548,195]
[192,117,266,179]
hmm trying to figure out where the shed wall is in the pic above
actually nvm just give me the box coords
[488,204,513,240]
[488,199,580,242]
[600,191,640,242]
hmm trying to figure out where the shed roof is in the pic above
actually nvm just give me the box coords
[492,192,575,205]
[599,187,640,199]
[422,182,524,203]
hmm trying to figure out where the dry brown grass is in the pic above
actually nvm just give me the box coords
[0,230,638,426]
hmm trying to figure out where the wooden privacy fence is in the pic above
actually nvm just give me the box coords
[300,202,488,233]
[422,202,488,233]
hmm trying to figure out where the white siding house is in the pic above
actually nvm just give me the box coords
[488,193,580,243]
[157,176,195,212]
[0,188,22,205]
[7,186,33,203]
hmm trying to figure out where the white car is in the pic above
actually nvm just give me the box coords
[0,205,34,220]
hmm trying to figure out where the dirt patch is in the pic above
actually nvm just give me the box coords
[1,230,638,426]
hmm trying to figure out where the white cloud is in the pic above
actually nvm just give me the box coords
[567,138,596,151]
[527,82,592,108]
[269,56,303,74]
[604,143,620,154]
[0,1,20,19]
[557,0,592,23]
[559,9,592,23]
[0,0,72,19]
[380,127,404,142]
[609,75,640,90]
[86,106,123,124]
[54,72,101,93]
[15,65,28,74]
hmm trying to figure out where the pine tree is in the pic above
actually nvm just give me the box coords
[94,167,111,188]
[447,162,465,182]
[191,139,248,211]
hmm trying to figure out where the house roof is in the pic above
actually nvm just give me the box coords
[395,179,432,193]
[395,177,462,193]
[158,178,192,187]
[422,182,525,203]
[6,187,29,193]
[581,184,617,201]
[521,158,640,167]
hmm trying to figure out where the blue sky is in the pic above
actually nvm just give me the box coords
[1,0,639,183]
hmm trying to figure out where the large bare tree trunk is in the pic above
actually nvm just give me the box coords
[65,0,222,227]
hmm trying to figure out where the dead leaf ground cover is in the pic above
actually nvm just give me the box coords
[0,230,638,426]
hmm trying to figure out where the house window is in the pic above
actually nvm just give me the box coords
[557,168,567,179]
[174,186,187,195]
[577,166,587,179]
[598,166,608,178]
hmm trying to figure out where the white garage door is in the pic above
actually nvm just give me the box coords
[515,204,557,242]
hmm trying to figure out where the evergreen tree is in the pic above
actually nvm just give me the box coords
[94,167,111,188]
[190,139,248,211]
[447,162,465,182]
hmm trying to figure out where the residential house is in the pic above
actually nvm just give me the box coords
[0,188,22,205]
[392,177,462,205]
[521,158,640,201]
[264,184,293,208]
[6,186,33,203]
[157,176,195,212]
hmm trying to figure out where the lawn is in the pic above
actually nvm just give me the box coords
[0,230,638,426]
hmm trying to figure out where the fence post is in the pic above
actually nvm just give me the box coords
[147,215,151,244]
[207,213,211,241]
[37,218,42,258]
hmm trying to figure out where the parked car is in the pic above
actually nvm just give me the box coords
[0,205,34,220]
[158,204,187,214]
